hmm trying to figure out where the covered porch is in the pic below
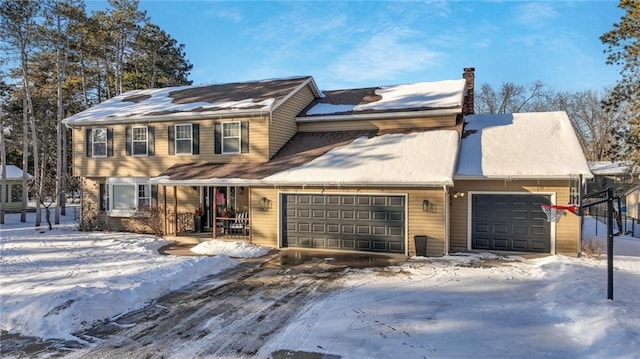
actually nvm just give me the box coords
[158,183,267,241]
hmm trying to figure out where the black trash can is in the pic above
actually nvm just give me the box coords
[414,235,427,257]
[194,215,202,232]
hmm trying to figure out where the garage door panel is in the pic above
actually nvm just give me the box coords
[282,194,405,254]
[472,194,550,253]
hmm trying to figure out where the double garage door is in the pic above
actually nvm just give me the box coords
[281,194,406,254]
[471,194,551,253]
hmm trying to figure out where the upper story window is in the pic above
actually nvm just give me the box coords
[132,126,148,156]
[92,128,107,157]
[168,123,199,155]
[222,122,241,154]
[86,127,112,157]
[126,125,154,156]
[175,124,192,154]
[215,121,249,155]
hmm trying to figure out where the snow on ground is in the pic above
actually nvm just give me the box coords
[190,239,270,258]
[1,211,639,358]
[0,210,237,341]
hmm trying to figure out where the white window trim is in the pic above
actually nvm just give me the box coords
[175,124,192,155]
[106,177,151,217]
[222,122,241,154]
[132,126,148,156]
[92,128,107,158]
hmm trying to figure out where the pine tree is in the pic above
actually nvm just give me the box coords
[601,0,640,171]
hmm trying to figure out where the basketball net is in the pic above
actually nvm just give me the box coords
[541,204,579,223]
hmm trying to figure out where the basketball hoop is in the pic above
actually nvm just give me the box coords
[541,204,579,223]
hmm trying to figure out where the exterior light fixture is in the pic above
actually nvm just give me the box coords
[259,197,272,211]
[423,200,430,212]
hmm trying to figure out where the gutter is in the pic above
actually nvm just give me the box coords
[453,174,594,180]
[62,107,270,127]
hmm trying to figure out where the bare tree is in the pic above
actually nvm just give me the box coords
[476,81,549,114]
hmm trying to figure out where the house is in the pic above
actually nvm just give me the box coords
[62,68,592,257]
[1,165,31,212]
[625,185,639,219]
[587,160,638,196]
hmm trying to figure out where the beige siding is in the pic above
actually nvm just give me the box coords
[82,177,201,234]
[297,115,456,133]
[71,115,270,178]
[269,84,316,158]
[449,180,580,256]
[249,186,447,256]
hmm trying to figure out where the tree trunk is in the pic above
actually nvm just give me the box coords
[0,122,6,225]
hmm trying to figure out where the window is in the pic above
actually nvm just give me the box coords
[175,124,192,155]
[132,126,148,156]
[10,184,22,202]
[215,122,248,154]
[92,128,107,157]
[106,177,154,217]
[222,122,241,154]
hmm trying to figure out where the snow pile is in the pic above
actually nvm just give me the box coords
[0,211,237,341]
[305,79,466,116]
[190,239,271,258]
[265,130,459,186]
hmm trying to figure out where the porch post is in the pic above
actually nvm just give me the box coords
[173,186,178,236]
[163,186,167,236]
[213,185,217,239]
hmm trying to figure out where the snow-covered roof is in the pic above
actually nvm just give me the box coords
[1,165,32,180]
[588,161,634,175]
[263,130,460,186]
[298,79,466,120]
[455,111,593,179]
[62,77,318,125]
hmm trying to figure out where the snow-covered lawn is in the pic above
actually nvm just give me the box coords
[1,211,639,358]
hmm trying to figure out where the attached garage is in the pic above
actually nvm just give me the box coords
[281,193,406,254]
[470,193,551,253]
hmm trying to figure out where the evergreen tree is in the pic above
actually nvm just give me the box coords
[601,0,640,171]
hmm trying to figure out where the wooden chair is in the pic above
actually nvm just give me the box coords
[229,212,249,235]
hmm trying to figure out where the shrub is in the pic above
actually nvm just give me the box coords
[581,239,605,259]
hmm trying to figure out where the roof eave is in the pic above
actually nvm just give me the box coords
[453,173,594,180]
[62,107,272,127]
[296,108,461,123]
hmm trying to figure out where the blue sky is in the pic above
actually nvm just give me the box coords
[86,1,623,92]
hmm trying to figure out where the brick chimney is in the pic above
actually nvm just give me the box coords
[462,67,475,115]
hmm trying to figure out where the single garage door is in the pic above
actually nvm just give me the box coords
[281,194,406,253]
[471,194,551,253]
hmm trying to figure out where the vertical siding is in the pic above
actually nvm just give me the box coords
[449,180,580,256]
[249,186,447,256]
[70,115,270,178]
[269,84,316,158]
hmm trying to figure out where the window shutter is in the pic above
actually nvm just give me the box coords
[99,183,105,211]
[148,126,155,156]
[192,124,200,155]
[214,123,221,154]
[86,128,92,157]
[241,122,249,153]
[168,125,175,155]
[107,128,114,157]
[151,185,158,205]
[125,126,132,156]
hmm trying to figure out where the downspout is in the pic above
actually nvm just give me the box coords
[444,185,450,256]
